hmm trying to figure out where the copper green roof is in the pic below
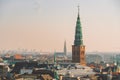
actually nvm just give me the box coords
[74,6,83,46]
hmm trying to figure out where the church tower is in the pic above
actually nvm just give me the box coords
[72,6,86,65]
[64,40,67,56]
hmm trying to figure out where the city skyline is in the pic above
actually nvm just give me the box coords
[0,0,120,52]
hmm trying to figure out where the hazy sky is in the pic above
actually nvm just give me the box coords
[0,0,120,52]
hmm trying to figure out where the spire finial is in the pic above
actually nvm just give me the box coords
[78,5,80,13]
[77,5,80,16]
[77,5,80,19]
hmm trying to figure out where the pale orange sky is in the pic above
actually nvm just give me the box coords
[0,0,120,52]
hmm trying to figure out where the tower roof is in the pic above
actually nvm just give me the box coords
[64,40,67,55]
[74,6,83,46]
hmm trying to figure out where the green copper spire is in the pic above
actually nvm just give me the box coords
[54,52,56,64]
[74,6,83,46]
[54,71,59,80]
[64,40,67,55]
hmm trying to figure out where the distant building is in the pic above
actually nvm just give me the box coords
[72,6,86,65]
[116,54,120,65]
[14,54,24,60]
[86,54,103,64]
[11,61,38,74]
[14,70,55,80]
[20,68,33,74]
[55,41,68,63]
[0,63,10,76]
[10,62,58,80]
[55,52,66,63]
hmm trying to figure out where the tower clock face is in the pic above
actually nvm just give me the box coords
[80,46,83,49]
[81,46,84,49]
